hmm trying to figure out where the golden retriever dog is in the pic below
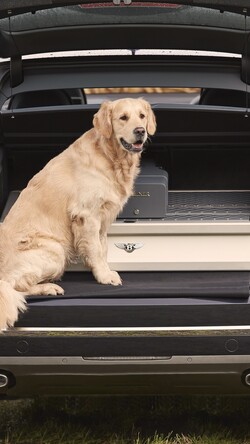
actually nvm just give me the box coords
[0,98,156,329]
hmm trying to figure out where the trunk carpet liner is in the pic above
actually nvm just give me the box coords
[27,271,250,301]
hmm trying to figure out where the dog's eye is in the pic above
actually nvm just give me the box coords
[120,115,128,121]
[140,113,145,119]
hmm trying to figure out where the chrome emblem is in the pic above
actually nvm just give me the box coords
[115,242,143,253]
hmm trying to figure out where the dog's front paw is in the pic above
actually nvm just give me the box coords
[39,283,65,296]
[96,270,122,286]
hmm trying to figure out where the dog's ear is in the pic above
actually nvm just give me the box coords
[146,102,157,136]
[93,101,113,138]
[139,99,156,136]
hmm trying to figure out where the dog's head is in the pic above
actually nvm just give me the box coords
[93,98,156,153]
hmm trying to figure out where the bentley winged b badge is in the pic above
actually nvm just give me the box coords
[115,242,144,253]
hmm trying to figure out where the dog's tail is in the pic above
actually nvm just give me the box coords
[0,280,27,331]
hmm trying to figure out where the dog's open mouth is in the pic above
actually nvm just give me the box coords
[120,138,144,153]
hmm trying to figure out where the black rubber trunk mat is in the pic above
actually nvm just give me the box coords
[27,271,250,302]
[166,191,250,221]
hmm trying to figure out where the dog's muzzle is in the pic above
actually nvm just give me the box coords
[120,127,146,153]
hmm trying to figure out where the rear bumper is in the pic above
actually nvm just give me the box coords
[1,327,250,397]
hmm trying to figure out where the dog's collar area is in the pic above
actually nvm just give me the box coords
[120,138,144,153]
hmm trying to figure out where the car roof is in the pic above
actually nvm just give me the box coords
[0,1,250,17]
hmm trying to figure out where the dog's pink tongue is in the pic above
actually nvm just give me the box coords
[132,142,143,150]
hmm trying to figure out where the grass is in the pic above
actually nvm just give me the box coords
[1,396,250,443]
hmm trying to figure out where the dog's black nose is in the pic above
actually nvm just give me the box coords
[134,127,146,138]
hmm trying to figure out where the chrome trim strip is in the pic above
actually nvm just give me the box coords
[13,326,250,332]
[4,325,250,337]
[83,356,172,361]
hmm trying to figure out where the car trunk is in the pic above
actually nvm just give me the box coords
[1,1,250,401]
[1,82,250,328]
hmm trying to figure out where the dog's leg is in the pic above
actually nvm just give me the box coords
[100,231,108,261]
[7,240,66,296]
[72,214,122,286]
[23,283,64,296]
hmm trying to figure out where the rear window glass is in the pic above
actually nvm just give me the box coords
[85,86,200,104]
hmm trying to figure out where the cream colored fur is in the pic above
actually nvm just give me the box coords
[0,98,156,330]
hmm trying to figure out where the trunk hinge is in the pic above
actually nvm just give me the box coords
[8,14,23,88]
[10,54,23,88]
[241,10,250,85]
[241,9,250,115]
